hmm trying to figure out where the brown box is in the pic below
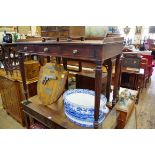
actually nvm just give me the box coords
[24,60,40,81]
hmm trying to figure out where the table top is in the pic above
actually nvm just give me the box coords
[1,38,124,63]
[133,50,152,55]
[121,67,144,75]
[1,37,124,46]
[123,50,152,55]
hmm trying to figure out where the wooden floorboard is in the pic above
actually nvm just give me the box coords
[135,67,155,129]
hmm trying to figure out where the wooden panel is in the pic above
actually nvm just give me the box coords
[40,26,69,38]
[24,60,40,81]
[37,63,68,105]
[0,26,14,32]
[0,73,38,126]
[0,78,22,123]
[19,82,38,101]
[69,26,85,37]
[17,26,31,35]
[76,70,107,93]
[60,45,95,59]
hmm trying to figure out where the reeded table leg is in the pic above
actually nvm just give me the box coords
[94,61,103,129]
[112,54,121,107]
[106,59,112,103]
[19,53,28,100]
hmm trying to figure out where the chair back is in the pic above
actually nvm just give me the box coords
[140,58,149,75]
[147,39,154,50]
[142,54,153,67]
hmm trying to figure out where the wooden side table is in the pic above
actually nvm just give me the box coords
[1,38,123,128]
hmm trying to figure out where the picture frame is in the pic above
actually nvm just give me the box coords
[135,26,142,34]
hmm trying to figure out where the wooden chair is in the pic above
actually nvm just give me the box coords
[140,58,149,88]
[142,54,153,81]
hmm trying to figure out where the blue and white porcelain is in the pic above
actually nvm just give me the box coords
[63,89,109,128]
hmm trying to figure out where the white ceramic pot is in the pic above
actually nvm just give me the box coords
[63,89,109,128]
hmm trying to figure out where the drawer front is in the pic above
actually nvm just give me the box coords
[60,45,95,60]
[17,45,60,55]
[35,46,60,55]
[17,45,35,52]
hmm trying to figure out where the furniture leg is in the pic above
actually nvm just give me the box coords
[62,58,67,70]
[94,60,103,129]
[56,57,61,64]
[39,56,45,66]
[62,58,82,72]
[18,53,28,100]
[106,59,112,103]
[78,61,82,72]
[62,58,68,89]
[47,56,50,62]
[135,75,140,104]
[112,54,121,106]
[24,112,30,129]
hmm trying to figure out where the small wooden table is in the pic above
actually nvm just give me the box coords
[1,38,123,128]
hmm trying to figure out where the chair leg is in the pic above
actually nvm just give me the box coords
[142,77,145,89]
[145,79,147,88]
[145,77,149,88]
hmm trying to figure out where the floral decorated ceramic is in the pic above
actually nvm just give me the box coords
[119,88,137,106]
[63,89,109,128]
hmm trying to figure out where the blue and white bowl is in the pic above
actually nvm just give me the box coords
[63,89,109,128]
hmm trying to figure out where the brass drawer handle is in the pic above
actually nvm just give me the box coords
[44,47,49,52]
[24,46,28,51]
[72,49,79,54]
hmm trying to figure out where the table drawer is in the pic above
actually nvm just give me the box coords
[17,45,61,55]
[60,45,95,60]
[17,45,35,52]
[35,46,60,54]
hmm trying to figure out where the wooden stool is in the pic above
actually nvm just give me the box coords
[115,88,138,129]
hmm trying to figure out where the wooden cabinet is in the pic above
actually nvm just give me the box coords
[0,77,23,123]
[41,26,69,38]
[0,71,37,126]
[40,26,85,38]
[24,60,40,81]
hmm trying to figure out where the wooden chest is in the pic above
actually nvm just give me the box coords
[24,60,40,81]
